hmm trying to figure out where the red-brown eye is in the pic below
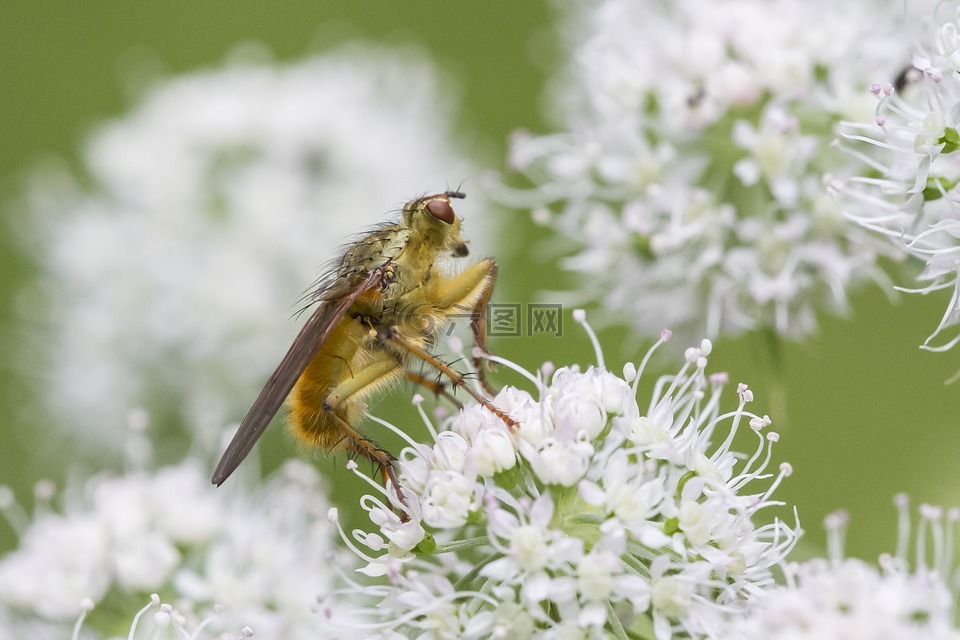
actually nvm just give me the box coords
[426,199,456,224]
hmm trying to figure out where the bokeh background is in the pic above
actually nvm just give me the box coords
[1,0,958,569]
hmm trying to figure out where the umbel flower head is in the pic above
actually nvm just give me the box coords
[722,496,960,638]
[19,44,484,452]
[504,0,910,341]
[58,594,254,640]
[0,430,351,639]
[327,315,799,639]
[835,1,960,353]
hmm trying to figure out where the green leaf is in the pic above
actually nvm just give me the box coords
[663,516,680,536]
[414,531,437,555]
[923,176,960,201]
[940,126,960,154]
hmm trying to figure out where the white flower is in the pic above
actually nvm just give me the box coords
[471,426,518,477]
[836,1,960,353]
[652,578,691,621]
[64,595,257,640]
[421,470,479,528]
[0,514,111,620]
[501,0,911,341]
[20,44,486,452]
[0,453,350,639]
[526,434,594,486]
[722,496,960,638]
[327,317,799,639]
[510,525,550,572]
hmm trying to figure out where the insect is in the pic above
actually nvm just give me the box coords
[211,191,516,500]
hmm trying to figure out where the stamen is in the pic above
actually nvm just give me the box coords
[70,598,95,640]
[573,309,605,371]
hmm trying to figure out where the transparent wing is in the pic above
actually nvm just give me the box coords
[211,268,384,486]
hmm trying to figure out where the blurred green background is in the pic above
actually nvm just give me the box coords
[2,1,959,567]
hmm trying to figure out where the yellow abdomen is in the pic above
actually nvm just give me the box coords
[287,317,364,452]
[287,314,405,453]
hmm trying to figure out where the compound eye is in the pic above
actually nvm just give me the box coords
[426,199,456,224]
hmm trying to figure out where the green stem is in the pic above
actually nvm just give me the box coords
[452,551,499,592]
[761,326,789,430]
[433,536,489,555]
[606,600,630,640]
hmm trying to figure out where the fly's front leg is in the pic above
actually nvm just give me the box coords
[468,261,498,394]
[432,258,499,395]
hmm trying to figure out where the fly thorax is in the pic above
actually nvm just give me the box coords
[339,226,411,277]
[379,227,413,261]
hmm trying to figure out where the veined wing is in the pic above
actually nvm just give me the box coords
[211,267,385,486]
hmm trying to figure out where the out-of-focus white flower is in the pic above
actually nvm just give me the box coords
[327,316,799,639]
[0,451,350,639]
[503,0,913,341]
[20,44,486,451]
[835,2,960,353]
[722,496,960,638]
[59,595,257,640]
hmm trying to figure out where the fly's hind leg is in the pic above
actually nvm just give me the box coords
[330,411,406,506]
[319,353,409,505]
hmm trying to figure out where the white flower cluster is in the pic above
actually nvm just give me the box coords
[21,45,484,451]
[328,328,798,639]
[506,0,911,340]
[723,497,960,639]
[0,457,348,639]
[836,1,960,352]
[725,558,959,639]
[66,594,253,640]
